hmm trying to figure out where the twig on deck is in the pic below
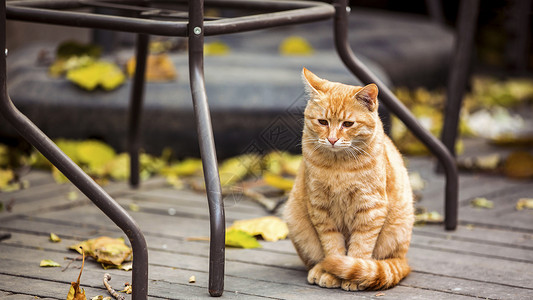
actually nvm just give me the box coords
[103,273,125,300]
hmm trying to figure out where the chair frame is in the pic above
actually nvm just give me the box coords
[0,0,458,298]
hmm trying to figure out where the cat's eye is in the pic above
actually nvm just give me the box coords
[318,119,328,126]
[343,121,354,128]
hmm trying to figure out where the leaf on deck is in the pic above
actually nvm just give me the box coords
[40,259,61,267]
[279,36,314,56]
[471,197,494,209]
[50,233,62,243]
[228,216,289,242]
[70,237,132,267]
[225,229,262,249]
[516,198,533,211]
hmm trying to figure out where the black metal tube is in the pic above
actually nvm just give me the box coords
[441,0,479,157]
[7,0,334,37]
[7,5,189,36]
[332,0,458,230]
[128,33,149,188]
[0,1,148,297]
[188,0,226,296]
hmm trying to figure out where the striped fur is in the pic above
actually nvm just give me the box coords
[284,68,414,291]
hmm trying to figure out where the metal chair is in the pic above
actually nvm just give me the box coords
[1,0,458,298]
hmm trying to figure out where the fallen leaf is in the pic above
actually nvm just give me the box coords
[204,41,230,56]
[128,203,140,212]
[503,151,533,179]
[218,154,261,187]
[189,275,196,283]
[67,190,79,201]
[414,210,443,225]
[375,292,386,297]
[160,158,203,177]
[67,61,125,91]
[279,36,314,55]
[0,169,14,191]
[516,198,533,210]
[70,236,132,266]
[40,259,61,267]
[471,197,494,209]
[225,228,262,249]
[228,216,289,242]
[127,53,177,82]
[120,283,133,294]
[50,233,62,243]
[409,172,425,191]
[77,140,117,171]
[263,173,294,192]
[67,249,87,300]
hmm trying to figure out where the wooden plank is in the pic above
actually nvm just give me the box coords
[3,213,532,299]
[414,225,533,249]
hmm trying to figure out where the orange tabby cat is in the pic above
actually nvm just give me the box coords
[284,68,414,291]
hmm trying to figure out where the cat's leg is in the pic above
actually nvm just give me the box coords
[284,196,324,267]
[285,195,341,288]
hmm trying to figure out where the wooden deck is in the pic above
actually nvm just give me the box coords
[1,147,532,299]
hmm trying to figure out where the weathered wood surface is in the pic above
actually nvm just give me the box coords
[0,155,532,299]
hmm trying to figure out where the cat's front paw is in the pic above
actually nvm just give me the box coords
[341,279,367,291]
[308,264,341,288]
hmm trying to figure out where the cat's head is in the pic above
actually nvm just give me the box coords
[301,67,380,153]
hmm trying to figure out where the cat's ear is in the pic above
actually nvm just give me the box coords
[302,67,323,99]
[354,83,378,111]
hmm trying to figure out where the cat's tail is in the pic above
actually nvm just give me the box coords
[322,255,410,290]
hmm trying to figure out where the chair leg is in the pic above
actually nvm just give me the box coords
[128,33,149,188]
[332,0,459,230]
[0,3,149,298]
[441,0,480,157]
[189,0,225,296]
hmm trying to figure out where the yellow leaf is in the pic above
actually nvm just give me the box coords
[225,228,262,249]
[218,154,261,187]
[77,140,116,171]
[70,236,132,266]
[228,216,288,242]
[0,169,14,190]
[279,36,314,56]
[263,173,294,192]
[204,41,230,56]
[40,259,61,267]
[409,172,425,191]
[106,153,130,181]
[160,158,203,177]
[414,210,443,226]
[127,53,177,82]
[516,198,533,210]
[50,233,62,243]
[503,151,533,179]
[471,197,494,209]
[67,61,125,91]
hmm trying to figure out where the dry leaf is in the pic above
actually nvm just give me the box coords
[471,197,494,209]
[263,173,294,192]
[414,210,443,225]
[67,61,125,91]
[70,236,132,267]
[228,216,288,242]
[503,151,533,179]
[50,233,61,243]
[127,53,177,82]
[40,259,61,267]
[375,292,386,297]
[516,198,533,210]
[188,275,196,283]
[409,172,425,191]
[279,36,314,55]
[225,228,261,249]
[204,41,230,56]
[67,249,87,300]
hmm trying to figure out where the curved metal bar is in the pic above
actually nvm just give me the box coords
[0,2,149,298]
[332,0,458,230]
[128,33,149,188]
[6,0,334,37]
[188,0,226,296]
[6,5,189,36]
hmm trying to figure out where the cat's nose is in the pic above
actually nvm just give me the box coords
[328,137,338,145]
